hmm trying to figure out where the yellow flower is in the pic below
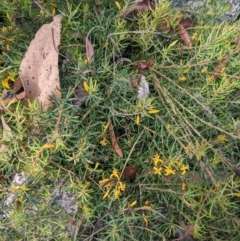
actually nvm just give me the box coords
[103,42,109,48]
[142,213,148,224]
[2,73,15,89]
[83,78,99,95]
[129,200,137,207]
[147,109,160,114]
[180,164,189,175]
[143,200,151,210]
[206,75,214,83]
[2,26,7,33]
[42,143,55,149]
[100,138,107,146]
[114,188,121,198]
[153,166,162,175]
[83,205,89,212]
[11,184,30,192]
[50,1,57,15]
[99,178,110,187]
[115,1,121,10]
[136,115,140,125]
[178,76,187,82]
[2,78,11,89]
[164,165,176,176]
[6,12,12,22]
[201,67,208,74]
[118,182,126,191]
[85,57,91,65]
[83,81,89,93]
[191,33,198,41]
[152,154,163,165]
[110,169,120,179]
[220,67,226,75]
[144,200,150,206]
[217,134,229,143]
[39,10,45,16]
[176,158,184,168]
[103,189,110,199]
[52,7,56,16]
[181,182,186,191]
[94,162,99,169]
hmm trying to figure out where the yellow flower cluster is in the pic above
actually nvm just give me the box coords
[152,154,189,176]
[99,168,126,199]
[216,134,229,143]
[178,76,187,82]
[1,25,13,34]
[2,72,15,89]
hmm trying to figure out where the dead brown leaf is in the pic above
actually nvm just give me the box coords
[179,18,196,29]
[73,90,87,108]
[184,224,195,237]
[177,24,192,48]
[138,59,154,69]
[121,166,138,180]
[12,78,23,93]
[109,121,123,158]
[212,57,229,79]
[121,0,155,18]
[0,91,26,110]
[19,14,63,110]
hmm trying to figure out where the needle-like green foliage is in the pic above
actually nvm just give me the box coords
[0,0,240,240]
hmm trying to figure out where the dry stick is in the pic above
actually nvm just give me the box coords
[153,70,240,140]
[200,159,216,186]
[51,27,71,61]
[32,0,51,17]
[0,66,13,74]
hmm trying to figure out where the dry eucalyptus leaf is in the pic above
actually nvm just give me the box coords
[109,121,123,158]
[19,14,63,109]
[0,115,13,153]
[178,24,192,48]
[137,75,150,100]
